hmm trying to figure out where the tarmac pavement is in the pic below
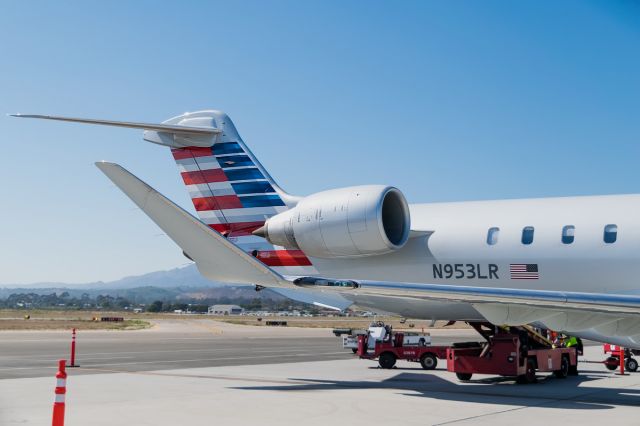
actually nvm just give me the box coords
[0,319,478,379]
[1,320,636,425]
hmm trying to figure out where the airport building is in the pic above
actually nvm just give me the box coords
[208,304,244,315]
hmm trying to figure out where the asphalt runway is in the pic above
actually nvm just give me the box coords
[0,319,478,380]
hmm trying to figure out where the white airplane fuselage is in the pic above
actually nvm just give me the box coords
[309,194,640,320]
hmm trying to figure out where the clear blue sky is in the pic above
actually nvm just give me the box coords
[1,1,638,284]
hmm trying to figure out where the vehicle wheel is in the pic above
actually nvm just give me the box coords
[554,356,569,379]
[351,348,358,354]
[605,357,618,371]
[568,364,579,376]
[420,353,438,370]
[519,358,537,384]
[625,357,639,372]
[378,352,397,369]
[456,372,472,381]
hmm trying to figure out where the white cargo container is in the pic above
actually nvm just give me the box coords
[342,324,431,352]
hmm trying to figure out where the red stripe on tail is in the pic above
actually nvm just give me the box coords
[181,169,227,185]
[172,147,214,160]
[209,222,265,236]
[193,195,243,210]
[206,224,312,265]
[256,250,313,267]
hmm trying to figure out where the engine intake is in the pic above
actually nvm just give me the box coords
[254,185,410,258]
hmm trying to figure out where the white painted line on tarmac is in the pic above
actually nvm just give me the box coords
[0,351,348,371]
[0,365,57,371]
[0,345,342,361]
[73,351,348,368]
[0,356,137,369]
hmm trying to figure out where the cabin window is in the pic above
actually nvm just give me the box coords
[604,224,618,244]
[521,226,534,245]
[487,227,500,245]
[562,225,575,244]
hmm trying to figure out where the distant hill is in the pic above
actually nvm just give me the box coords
[0,264,351,310]
[84,265,221,290]
[0,264,220,290]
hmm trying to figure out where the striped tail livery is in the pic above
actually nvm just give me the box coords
[160,111,316,275]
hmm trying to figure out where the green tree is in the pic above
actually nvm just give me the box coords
[147,300,163,312]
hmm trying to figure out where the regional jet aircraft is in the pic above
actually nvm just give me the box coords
[12,110,640,348]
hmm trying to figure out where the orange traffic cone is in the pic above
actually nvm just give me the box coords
[52,360,67,426]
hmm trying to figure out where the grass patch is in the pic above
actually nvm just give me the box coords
[0,318,152,331]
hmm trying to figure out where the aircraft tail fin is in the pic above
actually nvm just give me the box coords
[164,111,291,235]
[160,111,315,275]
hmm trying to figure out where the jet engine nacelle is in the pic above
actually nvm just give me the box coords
[256,185,411,258]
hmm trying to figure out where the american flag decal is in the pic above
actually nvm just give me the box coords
[510,264,539,280]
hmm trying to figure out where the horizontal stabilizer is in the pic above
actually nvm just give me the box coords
[10,114,220,136]
[95,161,290,288]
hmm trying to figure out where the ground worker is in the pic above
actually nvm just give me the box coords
[565,335,584,355]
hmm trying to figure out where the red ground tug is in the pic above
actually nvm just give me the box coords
[356,323,448,370]
[356,321,579,384]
